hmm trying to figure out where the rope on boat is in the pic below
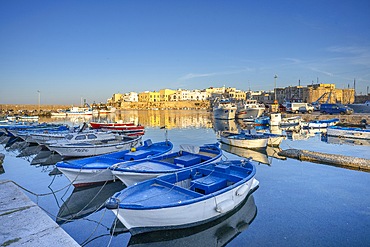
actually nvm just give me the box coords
[80,207,108,246]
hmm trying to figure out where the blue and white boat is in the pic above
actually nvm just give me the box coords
[56,139,173,187]
[220,131,268,149]
[303,118,339,129]
[254,116,270,126]
[327,126,370,140]
[110,143,222,186]
[106,159,259,235]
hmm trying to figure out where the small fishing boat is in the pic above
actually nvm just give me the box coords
[254,116,270,126]
[90,121,145,136]
[236,100,265,119]
[51,109,67,117]
[6,115,39,122]
[16,125,72,143]
[303,118,339,129]
[127,194,257,246]
[56,139,173,187]
[100,125,145,136]
[279,116,301,127]
[47,134,142,158]
[220,131,268,149]
[89,121,136,129]
[213,99,237,120]
[66,106,94,115]
[110,143,222,186]
[326,126,370,140]
[105,159,259,235]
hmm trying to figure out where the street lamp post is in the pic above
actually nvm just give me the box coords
[274,75,278,103]
[37,90,40,114]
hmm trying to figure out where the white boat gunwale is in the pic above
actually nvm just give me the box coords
[111,160,256,210]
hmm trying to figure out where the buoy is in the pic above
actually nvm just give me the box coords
[131,147,136,152]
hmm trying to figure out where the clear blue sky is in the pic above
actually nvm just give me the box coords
[1,0,369,105]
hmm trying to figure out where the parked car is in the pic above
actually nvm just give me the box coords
[298,106,309,114]
[320,103,353,115]
[286,102,314,113]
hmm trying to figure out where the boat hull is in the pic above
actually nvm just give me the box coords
[220,135,268,149]
[213,108,236,120]
[327,126,370,140]
[48,137,141,158]
[57,167,116,187]
[111,178,259,235]
[236,108,264,119]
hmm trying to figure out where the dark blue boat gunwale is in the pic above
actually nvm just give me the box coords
[114,160,256,210]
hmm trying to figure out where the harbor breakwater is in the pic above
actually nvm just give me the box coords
[279,149,370,172]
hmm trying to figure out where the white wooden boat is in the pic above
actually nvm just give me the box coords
[279,116,301,127]
[47,135,142,158]
[66,106,93,115]
[213,99,237,120]
[326,126,370,140]
[106,159,259,235]
[51,109,67,117]
[6,115,39,122]
[127,194,257,246]
[110,143,222,186]
[304,118,339,129]
[56,140,173,187]
[220,131,268,149]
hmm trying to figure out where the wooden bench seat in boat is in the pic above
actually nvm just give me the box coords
[124,150,152,161]
[174,155,202,167]
[190,175,228,195]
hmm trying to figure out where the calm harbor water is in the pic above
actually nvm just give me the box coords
[0,110,369,247]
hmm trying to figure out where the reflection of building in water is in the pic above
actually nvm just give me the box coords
[213,119,238,133]
[126,195,257,247]
[106,110,213,129]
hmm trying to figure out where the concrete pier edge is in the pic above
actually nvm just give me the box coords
[0,180,80,247]
[279,149,370,171]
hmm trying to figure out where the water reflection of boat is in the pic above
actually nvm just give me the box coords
[221,143,286,165]
[57,181,126,224]
[31,147,62,165]
[127,195,257,247]
[221,143,269,164]
[213,119,238,133]
[322,135,370,146]
[16,144,43,157]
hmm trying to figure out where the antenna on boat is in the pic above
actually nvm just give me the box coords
[160,126,168,143]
